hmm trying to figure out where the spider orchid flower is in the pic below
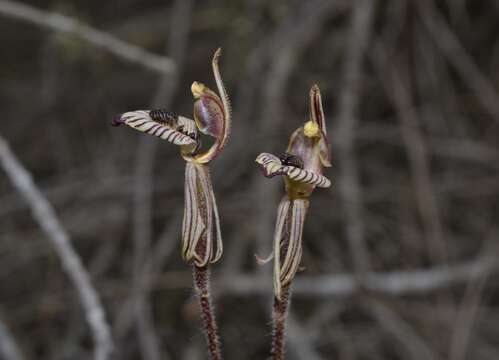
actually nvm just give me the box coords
[112,48,231,267]
[255,84,331,300]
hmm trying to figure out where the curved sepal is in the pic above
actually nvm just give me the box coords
[191,48,232,164]
[113,110,198,146]
[256,153,331,188]
[309,85,331,167]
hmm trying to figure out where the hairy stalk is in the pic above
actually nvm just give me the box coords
[256,85,331,360]
[193,266,222,360]
[271,284,292,360]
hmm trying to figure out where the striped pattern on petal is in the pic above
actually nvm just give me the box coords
[181,163,223,267]
[120,111,197,146]
[273,198,308,300]
[209,183,223,264]
[182,163,206,263]
[279,199,307,285]
[256,153,331,188]
[273,198,290,301]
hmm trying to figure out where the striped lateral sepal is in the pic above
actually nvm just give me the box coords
[273,198,308,300]
[113,110,198,147]
[181,162,223,267]
[255,153,331,188]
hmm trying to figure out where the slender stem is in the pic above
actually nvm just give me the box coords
[193,265,222,360]
[271,284,292,360]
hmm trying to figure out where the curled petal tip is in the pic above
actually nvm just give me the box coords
[255,253,274,265]
[214,47,222,59]
[111,114,124,127]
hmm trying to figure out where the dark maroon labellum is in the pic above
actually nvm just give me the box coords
[111,115,124,127]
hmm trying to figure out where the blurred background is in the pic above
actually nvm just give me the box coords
[1,0,499,359]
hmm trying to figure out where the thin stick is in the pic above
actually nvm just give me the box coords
[0,136,113,360]
[367,299,437,360]
[193,266,222,360]
[117,0,193,356]
[271,285,291,360]
[416,0,499,122]
[0,319,24,360]
[0,0,175,75]
[334,0,377,275]
[215,254,496,297]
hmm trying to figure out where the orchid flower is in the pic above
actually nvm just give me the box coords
[255,85,331,360]
[112,48,230,360]
[112,48,230,267]
[256,84,331,300]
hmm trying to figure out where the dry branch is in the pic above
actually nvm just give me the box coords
[217,255,496,297]
[0,0,175,75]
[416,0,499,122]
[334,0,377,275]
[128,0,193,358]
[0,320,24,360]
[0,136,113,360]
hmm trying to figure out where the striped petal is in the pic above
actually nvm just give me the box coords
[280,199,307,284]
[209,181,223,264]
[273,198,308,300]
[117,110,198,146]
[182,163,206,263]
[255,153,331,188]
[181,162,223,267]
[273,198,290,301]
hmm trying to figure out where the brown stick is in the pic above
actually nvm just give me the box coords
[193,266,222,360]
[271,285,292,360]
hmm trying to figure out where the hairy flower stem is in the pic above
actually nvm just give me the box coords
[193,265,222,360]
[271,284,292,360]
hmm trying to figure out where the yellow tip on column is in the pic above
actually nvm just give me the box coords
[191,81,206,99]
[304,120,320,138]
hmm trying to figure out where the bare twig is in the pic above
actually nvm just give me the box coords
[216,255,496,297]
[388,53,447,264]
[0,136,113,360]
[114,215,182,339]
[0,0,175,75]
[334,0,377,275]
[287,316,325,360]
[449,238,495,360]
[367,299,437,360]
[0,319,24,360]
[129,0,193,358]
[416,0,499,122]
[449,270,489,360]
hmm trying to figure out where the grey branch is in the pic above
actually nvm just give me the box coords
[287,317,325,360]
[0,320,24,360]
[334,0,377,274]
[0,136,113,360]
[390,57,447,264]
[128,0,193,359]
[367,300,437,360]
[416,0,499,122]
[0,0,175,75]
[217,255,496,297]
